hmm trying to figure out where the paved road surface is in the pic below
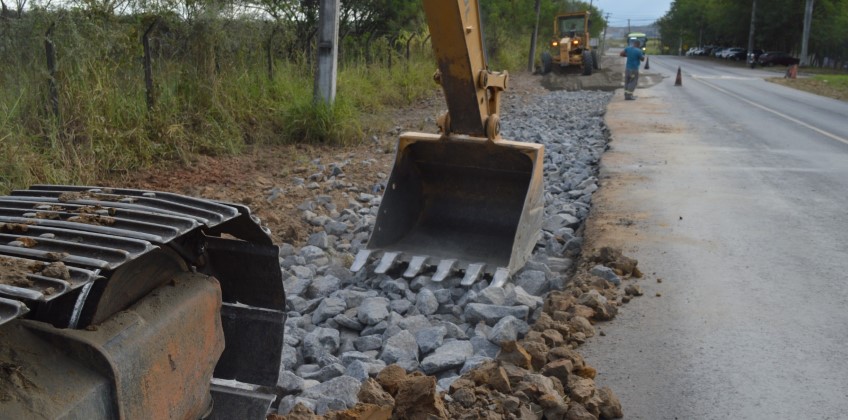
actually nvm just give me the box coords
[580,55,848,419]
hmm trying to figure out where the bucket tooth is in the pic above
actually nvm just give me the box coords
[461,263,485,286]
[403,256,429,279]
[350,249,373,272]
[490,267,510,288]
[375,252,401,274]
[432,259,457,282]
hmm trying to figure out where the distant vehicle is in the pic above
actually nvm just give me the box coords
[746,49,764,65]
[627,32,648,51]
[723,47,746,60]
[758,51,800,66]
[712,47,727,58]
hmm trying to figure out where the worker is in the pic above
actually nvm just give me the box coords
[620,40,645,100]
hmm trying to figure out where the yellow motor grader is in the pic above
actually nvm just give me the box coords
[541,11,599,76]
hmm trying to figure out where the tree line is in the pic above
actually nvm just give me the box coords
[657,0,848,67]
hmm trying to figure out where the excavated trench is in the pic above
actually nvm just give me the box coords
[268,70,648,419]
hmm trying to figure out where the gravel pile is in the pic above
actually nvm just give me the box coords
[274,90,615,415]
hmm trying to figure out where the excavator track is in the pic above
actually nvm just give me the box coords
[0,185,285,419]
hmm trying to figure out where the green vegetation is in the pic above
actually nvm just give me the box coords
[658,0,848,67]
[769,74,848,101]
[0,0,606,193]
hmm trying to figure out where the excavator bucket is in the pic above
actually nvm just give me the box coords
[352,133,544,286]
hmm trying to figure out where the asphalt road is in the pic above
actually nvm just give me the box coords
[580,55,848,419]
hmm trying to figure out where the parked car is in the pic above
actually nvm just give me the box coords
[723,47,746,60]
[712,47,727,58]
[758,51,800,66]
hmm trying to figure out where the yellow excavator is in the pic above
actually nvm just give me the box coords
[351,0,545,287]
[0,0,544,418]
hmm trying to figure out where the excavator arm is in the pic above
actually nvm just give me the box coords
[352,0,545,286]
[423,0,506,139]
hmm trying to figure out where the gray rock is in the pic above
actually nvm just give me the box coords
[284,277,311,297]
[515,270,549,296]
[333,313,364,330]
[415,326,447,354]
[312,297,346,324]
[325,221,349,236]
[307,232,329,249]
[420,340,474,375]
[282,343,302,368]
[416,288,439,315]
[505,285,544,309]
[390,299,412,315]
[357,297,390,326]
[277,370,305,394]
[335,289,373,308]
[300,375,361,412]
[398,315,431,333]
[354,335,384,352]
[471,335,502,358]
[360,320,388,336]
[464,303,530,326]
[433,289,453,305]
[344,360,371,382]
[379,330,419,366]
[437,375,460,392]
[438,321,468,340]
[302,327,340,363]
[307,275,340,299]
[301,363,345,382]
[475,286,507,305]
[301,245,329,265]
[590,264,622,286]
[488,315,530,345]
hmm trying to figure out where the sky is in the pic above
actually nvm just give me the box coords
[593,0,674,27]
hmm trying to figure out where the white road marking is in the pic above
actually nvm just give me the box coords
[693,77,848,146]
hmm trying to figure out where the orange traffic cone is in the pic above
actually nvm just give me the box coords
[785,64,798,79]
[674,66,682,86]
[644,56,650,70]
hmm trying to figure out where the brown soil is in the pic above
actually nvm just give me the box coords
[0,256,42,288]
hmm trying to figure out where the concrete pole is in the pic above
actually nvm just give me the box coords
[746,0,756,66]
[528,0,542,72]
[800,0,814,66]
[314,0,339,105]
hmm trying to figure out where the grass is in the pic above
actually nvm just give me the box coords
[0,42,438,194]
[767,74,848,102]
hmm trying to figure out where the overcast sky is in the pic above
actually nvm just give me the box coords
[594,0,673,26]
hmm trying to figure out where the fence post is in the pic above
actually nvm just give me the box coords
[44,23,59,123]
[405,33,416,61]
[387,35,397,69]
[266,25,278,80]
[142,19,158,111]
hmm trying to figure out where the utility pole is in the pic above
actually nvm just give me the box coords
[600,13,610,58]
[746,0,756,67]
[314,0,339,105]
[800,0,814,66]
[528,0,542,72]
[627,19,631,34]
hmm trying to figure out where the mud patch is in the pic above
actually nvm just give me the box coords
[0,256,42,287]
